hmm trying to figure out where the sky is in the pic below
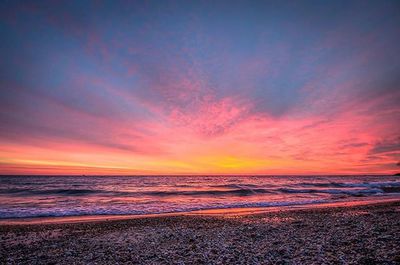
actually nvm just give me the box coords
[0,0,399,175]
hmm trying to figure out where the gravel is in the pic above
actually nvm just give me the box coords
[1,201,400,264]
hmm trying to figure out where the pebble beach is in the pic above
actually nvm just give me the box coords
[1,200,400,264]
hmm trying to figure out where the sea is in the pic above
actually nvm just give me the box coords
[0,175,399,219]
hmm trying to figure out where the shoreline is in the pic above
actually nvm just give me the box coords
[1,195,399,225]
[1,199,399,264]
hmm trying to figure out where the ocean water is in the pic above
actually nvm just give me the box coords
[0,175,399,219]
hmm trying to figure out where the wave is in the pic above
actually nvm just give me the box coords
[144,188,271,197]
[0,198,331,219]
[277,188,383,196]
[298,181,400,189]
[381,186,400,193]
[0,187,272,197]
[1,181,400,198]
[0,188,110,196]
[209,184,262,189]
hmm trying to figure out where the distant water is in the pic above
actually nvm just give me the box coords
[0,175,399,219]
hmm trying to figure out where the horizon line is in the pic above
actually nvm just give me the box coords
[0,173,398,177]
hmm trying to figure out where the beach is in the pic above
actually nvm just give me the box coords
[1,200,400,264]
[2,0,400,264]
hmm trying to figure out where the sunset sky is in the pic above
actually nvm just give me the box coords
[0,0,399,175]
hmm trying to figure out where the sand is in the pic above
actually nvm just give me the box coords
[1,200,400,264]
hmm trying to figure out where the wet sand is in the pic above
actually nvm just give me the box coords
[1,200,400,264]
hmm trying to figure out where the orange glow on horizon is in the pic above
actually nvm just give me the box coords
[1,107,398,175]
